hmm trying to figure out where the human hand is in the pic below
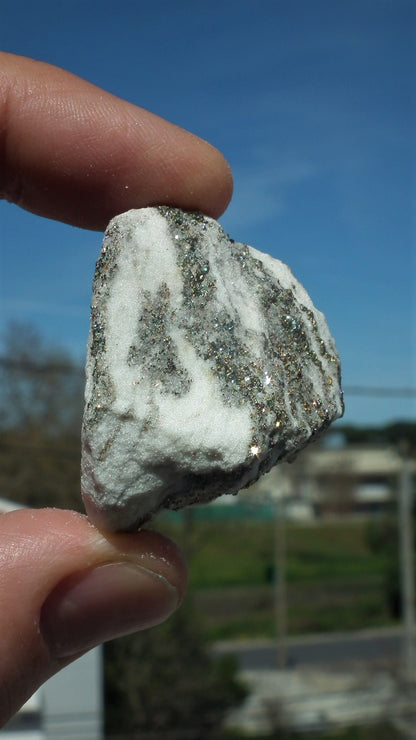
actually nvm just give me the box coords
[0,52,233,725]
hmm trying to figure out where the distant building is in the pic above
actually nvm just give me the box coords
[0,499,103,740]
[294,443,416,517]
[240,442,416,518]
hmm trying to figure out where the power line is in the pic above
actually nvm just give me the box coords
[344,386,416,399]
[0,438,80,460]
[0,357,84,376]
[1,357,415,399]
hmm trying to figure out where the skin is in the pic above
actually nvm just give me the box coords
[0,52,233,725]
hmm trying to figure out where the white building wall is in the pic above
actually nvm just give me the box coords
[42,649,103,740]
[0,649,102,740]
[0,501,103,740]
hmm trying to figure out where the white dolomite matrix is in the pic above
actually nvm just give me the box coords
[81,207,343,531]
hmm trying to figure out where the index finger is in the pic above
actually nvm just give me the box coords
[0,53,233,230]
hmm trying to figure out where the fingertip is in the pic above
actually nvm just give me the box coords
[184,138,234,220]
[98,526,189,604]
[0,507,189,724]
[0,52,234,228]
[40,560,180,659]
[38,522,189,659]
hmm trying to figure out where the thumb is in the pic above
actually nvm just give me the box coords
[0,508,187,726]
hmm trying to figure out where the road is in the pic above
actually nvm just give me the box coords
[212,626,404,670]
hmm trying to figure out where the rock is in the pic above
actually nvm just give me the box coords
[81,207,343,531]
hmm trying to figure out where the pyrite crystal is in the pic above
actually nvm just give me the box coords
[82,207,343,530]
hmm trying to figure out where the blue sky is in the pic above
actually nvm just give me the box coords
[0,0,414,426]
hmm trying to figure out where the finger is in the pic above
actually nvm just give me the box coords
[0,508,188,726]
[0,53,233,230]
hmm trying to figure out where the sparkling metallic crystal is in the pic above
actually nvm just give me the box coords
[81,207,343,530]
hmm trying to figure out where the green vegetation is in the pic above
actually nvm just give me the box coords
[0,322,408,641]
[105,604,247,738]
[341,421,416,454]
[157,516,391,587]
[230,724,402,740]
[156,515,397,639]
[2,323,412,739]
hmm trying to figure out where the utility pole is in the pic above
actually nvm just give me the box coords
[274,494,288,669]
[395,449,416,740]
[398,453,416,685]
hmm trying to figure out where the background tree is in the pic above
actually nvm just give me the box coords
[0,321,84,509]
[366,501,416,620]
[105,600,247,739]
[0,322,248,737]
[341,422,416,454]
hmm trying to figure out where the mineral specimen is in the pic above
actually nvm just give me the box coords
[81,207,343,531]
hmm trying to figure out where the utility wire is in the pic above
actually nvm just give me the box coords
[344,386,416,398]
[1,356,415,399]
[0,356,84,376]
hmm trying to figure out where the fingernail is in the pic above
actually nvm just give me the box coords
[40,562,179,658]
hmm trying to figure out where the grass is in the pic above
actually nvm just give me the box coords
[226,726,402,740]
[155,514,396,639]
[191,577,393,640]
[158,517,389,586]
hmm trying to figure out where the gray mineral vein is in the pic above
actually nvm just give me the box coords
[81,206,343,530]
